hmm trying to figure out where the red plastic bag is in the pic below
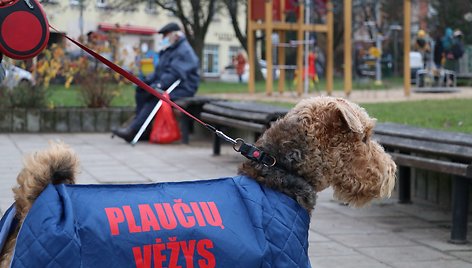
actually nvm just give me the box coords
[149,95,181,144]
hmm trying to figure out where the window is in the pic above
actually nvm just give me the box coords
[96,0,107,8]
[69,0,80,6]
[145,0,158,14]
[164,1,177,16]
[203,45,219,76]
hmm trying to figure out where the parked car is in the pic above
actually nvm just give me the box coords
[1,62,35,89]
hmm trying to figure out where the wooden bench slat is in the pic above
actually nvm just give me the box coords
[174,96,223,107]
[372,122,472,243]
[389,153,471,178]
[375,134,472,161]
[376,123,472,147]
[200,112,266,132]
[210,101,289,115]
[203,103,271,122]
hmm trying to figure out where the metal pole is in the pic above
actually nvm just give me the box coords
[374,1,382,86]
[131,80,181,145]
[375,34,382,85]
[265,0,273,96]
[403,0,411,96]
[303,0,310,94]
[344,0,352,96]
[326,1,334,95]
[296,2,305,95]
[248,0,255,94]
[394,30,399,76]
[79,0,84,38]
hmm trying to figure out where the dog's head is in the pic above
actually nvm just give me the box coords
[239,96,396,211]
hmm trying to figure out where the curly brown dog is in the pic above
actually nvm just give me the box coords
[0,96,396,267]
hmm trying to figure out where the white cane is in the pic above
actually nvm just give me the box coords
[130,79,181,145]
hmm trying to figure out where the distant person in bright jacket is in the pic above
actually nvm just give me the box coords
[234,51,246,83]
[112,22,200,143]
[413,29,431,68]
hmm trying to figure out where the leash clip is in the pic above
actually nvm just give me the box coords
[233,138,276,167]
[207,127,276,167]
[215,129,237,145]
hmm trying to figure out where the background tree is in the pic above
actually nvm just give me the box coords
[154,0,220,66]
[430,0,472,44]
[112,0,220,69]
[221,0,264,80]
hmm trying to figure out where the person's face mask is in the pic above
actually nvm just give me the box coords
[160,36,170,49]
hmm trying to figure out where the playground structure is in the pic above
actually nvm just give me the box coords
[247,0,413,97]
[247,0,333,96]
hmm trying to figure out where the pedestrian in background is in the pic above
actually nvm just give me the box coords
[414,29,431,69]
[444,29,465,73]
[112,22,200,143]
[235,51,246,83]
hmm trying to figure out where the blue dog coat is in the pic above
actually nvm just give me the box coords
[1,176,311,268]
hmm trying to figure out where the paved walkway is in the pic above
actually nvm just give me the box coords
[1,133,471,267]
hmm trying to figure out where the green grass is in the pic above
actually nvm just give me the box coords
[45,76,404,107]
[261,99,472,133]
[46,84,135,107]
[196,76,404,94]
[44,80,472,133]
[361,99,472,133]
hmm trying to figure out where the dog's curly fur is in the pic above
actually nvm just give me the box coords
[0,96,396,267]
[239,97,396,212]
[0,142,79,268]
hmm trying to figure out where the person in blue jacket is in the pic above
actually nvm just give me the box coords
[113,22,200,142]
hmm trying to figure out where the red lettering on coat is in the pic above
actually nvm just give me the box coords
[138,204,160,232]
[104,207,124,236]
[190,202,206,227]
[152,242,167,268]
[154,203,177,230]
[167,240,182,268]
[132,245,152,268]
[199,202,224,229]
[173,202,195,228]
[197,239,216,268]
[123,205,142,233]
[180,240,196,268]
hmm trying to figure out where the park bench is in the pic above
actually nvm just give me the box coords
[173,96,223,144]
[200,103,472,243]
[374,122,472,244]
[200,101,289,155]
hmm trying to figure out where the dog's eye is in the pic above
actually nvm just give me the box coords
[362,135,368,143]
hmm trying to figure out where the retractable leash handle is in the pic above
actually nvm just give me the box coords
[0,0,50,59]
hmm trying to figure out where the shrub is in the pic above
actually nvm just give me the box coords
[0,83,48,109]
[32,32,128,108]
[74,60,121,108]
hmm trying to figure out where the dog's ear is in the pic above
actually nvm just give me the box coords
[335,99,364,133]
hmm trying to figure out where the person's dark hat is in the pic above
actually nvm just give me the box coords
[158,22,181,35]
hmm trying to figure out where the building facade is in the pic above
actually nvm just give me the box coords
[40,0,244,78]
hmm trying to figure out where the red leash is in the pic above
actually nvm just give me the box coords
[0,1,281,168]
[50,25,278,167]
